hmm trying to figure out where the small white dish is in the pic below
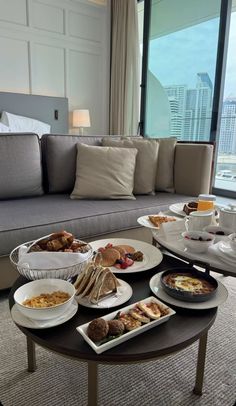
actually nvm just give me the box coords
[181,231,215,254]
[76,279,133,309]
[76,296,176,354]
[149,272,228,310]
[89,238,163,274]
[14,279,76,320]
[11,298,78,329]
[137,214,179,230]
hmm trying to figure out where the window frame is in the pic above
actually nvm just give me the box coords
[139,0,235,198]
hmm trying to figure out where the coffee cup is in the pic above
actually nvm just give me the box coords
[186,210,214,231]
[219,206,236,232]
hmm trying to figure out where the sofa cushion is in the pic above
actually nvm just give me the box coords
[0,133,43,200]
[0,193,194,256]
[155,137,177,193]
[102,138,159,194]
[41,134,104,193]
[71,144,137,200]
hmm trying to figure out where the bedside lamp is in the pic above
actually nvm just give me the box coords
[72,109,91,135]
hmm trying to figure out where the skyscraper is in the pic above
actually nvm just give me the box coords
[164,73,213,141]
[219,98,236,154]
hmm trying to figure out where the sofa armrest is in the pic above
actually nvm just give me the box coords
[174,143,214,196]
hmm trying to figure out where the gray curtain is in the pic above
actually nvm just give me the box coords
[109,0,140,136]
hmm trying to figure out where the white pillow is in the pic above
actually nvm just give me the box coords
[0,122,10,132]
[1,111,51,137]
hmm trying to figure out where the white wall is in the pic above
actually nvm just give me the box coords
[0,0,110,134]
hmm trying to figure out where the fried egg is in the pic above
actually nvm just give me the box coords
[174,275,203,292]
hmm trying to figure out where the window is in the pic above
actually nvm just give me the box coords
[140,0,235,197]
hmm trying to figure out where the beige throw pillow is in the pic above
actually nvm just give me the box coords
[102,138,159,194]
[70,143,138,200]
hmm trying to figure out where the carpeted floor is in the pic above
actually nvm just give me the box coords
[0,273,236,406]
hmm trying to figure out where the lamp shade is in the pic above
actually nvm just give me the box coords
[73,109,91,128]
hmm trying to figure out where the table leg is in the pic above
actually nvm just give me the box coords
[26,337,37,372]
[193,332,208,396]
[88,361,98,406]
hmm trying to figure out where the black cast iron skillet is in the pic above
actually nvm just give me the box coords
[160,267,218,302]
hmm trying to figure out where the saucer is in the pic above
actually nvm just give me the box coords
[11,298,78,329]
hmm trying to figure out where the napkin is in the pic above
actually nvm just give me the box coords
[18,245,91,270]
[158,219,186,240]
[208,242,236,267]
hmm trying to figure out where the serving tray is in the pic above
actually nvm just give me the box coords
[76,296,175,354]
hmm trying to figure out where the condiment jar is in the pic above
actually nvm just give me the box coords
[197,194,216,211]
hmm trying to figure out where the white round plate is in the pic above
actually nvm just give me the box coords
[76,279,132,309]
[169,202,224,218]
[169,202,187,217]
[137,214,180,230]
[89,238,163,274]
[11,299,78,329]
[149,272,228,310]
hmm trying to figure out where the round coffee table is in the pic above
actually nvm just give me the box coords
[9,254,217,406]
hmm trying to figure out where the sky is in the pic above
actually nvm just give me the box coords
[149,12,236,98]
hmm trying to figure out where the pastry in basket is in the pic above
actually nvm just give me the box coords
[74,263,120,304]
[148,215,176,228]
[29,231,89,253]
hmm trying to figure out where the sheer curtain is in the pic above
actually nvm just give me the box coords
[109,0,140,135]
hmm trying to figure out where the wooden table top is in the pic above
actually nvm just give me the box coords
[9,254,217,363]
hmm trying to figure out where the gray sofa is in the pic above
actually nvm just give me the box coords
[0,133,214,289]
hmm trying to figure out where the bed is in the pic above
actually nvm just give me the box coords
[0,91,68,134]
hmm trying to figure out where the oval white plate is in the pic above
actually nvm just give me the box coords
[137,214,179,230]
[76,278,132,309]
[149,272,228,310]
[89,238,163,274]
[11,298,78,329]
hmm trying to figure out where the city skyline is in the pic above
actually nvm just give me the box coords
[149,12,236,100]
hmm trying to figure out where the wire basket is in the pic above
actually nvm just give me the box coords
[10,239,93,281]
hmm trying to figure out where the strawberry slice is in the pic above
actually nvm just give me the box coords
[105,243,113,248]
[125,257,134,266]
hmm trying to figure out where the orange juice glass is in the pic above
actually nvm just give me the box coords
[197,194,216,211]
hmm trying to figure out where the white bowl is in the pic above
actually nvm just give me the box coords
[181,231,215,253]
[203,225,234,242]
[14,279,76,320]
[228,233,236,251]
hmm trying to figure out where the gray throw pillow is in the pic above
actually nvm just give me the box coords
[70,144,138,200]
[102,138,159,194]
[0,134,43,200]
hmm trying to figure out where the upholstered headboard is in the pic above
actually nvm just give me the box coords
[0,92,68,133]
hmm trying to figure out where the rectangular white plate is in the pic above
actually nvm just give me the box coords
[76,296,176,354]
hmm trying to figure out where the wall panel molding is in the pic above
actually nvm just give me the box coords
[0,0,110,134]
